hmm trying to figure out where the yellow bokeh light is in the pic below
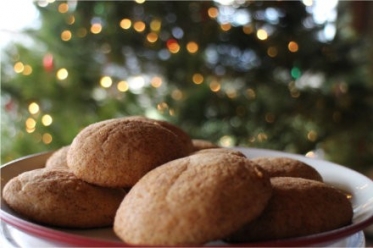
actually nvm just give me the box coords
[135,0,145,3]
[14,62,24,73]
[117,80,129,92]
[61,30,72,41]
[288,41,299,52]
[151,77,162,88]
[26,117,36,129]
[220,23,231,31]
[42,133,53,144]
[167,41,180,54]
[186,41,199,54]
[41,114,53,126]
[146,32,158,43]
[257,29,268,40]
[307,130,318,141]
[246,88,256,99]
[100,76,112,88]
[56,68,68,80]
[150,19,161,32]
[219,135,234,147]
[226,89,237,99]
[192,73,204,84]
[28,102,40,114]
[243,25,253,34]
[66,15,75,25]
[91,23,102,34]
[120,18,132,29]
[267,46,278,57]
[22,65,33,75]
[209,81,221,92]
[171,89,183,100]
[207,7,218,18]
[58,3,69,13]
[133,21,146,32]
[257,132,268,142]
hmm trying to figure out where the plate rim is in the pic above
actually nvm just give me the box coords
[1,147,373,247]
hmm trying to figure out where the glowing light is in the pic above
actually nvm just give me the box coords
[171,89,183,100]
[226,89,237,99]
[66,15,75,25]
[243,25,253,34]
[56,68,68,80]
[291,67,301,79]
[151,77,162,88]
[42,133,53,144]
[135,0,145,3]
[28,102,40,114]
[209,81,221,92]
[186,41,198,54]
[166,39,180,53]
[302,0,313,7]
[146,32,158,43]
[58,3,69,13]
[150,19,161,32]
[256,29,268,40]
[61,30,72,41]
[117,80,129,92]
[133,21,146,32]
[25,118,36,129]
[100,76,112,88]
[288,41,299,52]
[257,132,268,142]
[220,23,231,31]
[41,114,53,126]
[267,46,278,57]
[120,18,131,29]
[246,88,256,99]
[157,102,169,112]
[207,7,218,18]
[14,62,24,73]
[91,23,102,34]
[192,73,204,84]
[219,135,234,147]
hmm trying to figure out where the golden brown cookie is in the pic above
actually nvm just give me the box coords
[252,157,323,181]
[226,177,353,243]
[192,139,220,151]
[114,152,272,246]
[193,148,246,158]
[67,118,189,188]
[45,145,70,171]
[2,168,126,228]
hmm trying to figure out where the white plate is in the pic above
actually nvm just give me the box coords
[1,148,373,247]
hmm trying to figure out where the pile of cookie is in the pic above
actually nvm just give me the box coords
[2,116,353,246]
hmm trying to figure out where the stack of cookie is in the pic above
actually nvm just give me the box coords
[2,116,353,246]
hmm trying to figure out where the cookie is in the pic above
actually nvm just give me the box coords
[192,139,220,151]
[226,177,353,242]
[193,148,246,158]
[67,118,189,188]
[2,168,126,228]
[114,152,272,246]
[252,157,323,181]
[45,145,70,171]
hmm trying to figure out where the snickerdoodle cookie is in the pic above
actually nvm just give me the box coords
[45,145,70,171]
[114,152,272,246]
[193,148,246,158]
[2,168,126,228]
[226,177,353,242]
[192,139,220,151]
[67,118,189,188]
[252,157,323,181]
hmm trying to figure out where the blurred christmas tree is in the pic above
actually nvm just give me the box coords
[1,0,372,173]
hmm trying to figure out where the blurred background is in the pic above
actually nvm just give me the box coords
[1,0,373,176]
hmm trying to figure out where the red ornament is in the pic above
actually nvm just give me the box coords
[43,53,54,72]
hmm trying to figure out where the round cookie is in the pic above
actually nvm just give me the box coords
[192,139,220,151]
[2,168,126,228]
[67,118,189,188]
[252,157,323,181]
[226,177,353,243]
[193,148,246,158]
[114,152,272,246]
[45,145,70,171]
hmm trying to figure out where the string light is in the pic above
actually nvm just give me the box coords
[146,32,158,43]
[58,3,69,13]
[150,19,161,32]
[133,21,146,32]
[28,102,40,114]
[307,130,317,141]
[100,76,112,88]
[25,117,36,129]
[56,68,68,80]
[42,133,53,144]
[207,7,218,18]
[151,77,162,88]
[171,89,183,100]
[267,46,278,57]
[288,41,299,52]
[91,23,102,34]
[186,41,198,54]
[120,18,131,29]
[61,30,72,41]
[192,73,204,84]
[220,23,231,31]
[256,29,268,40]
[117,80,129,92]
[66,15,75,25]
[14,62,24,73]
[41,114,53,126]
[166,39,180,53]
[209,81,221,92]
[243,25,253,34]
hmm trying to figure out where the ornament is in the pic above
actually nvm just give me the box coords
[43,53,54,72]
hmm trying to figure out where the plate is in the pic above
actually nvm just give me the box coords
[1,148,373,247]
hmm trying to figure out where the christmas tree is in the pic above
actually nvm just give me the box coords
[1,0,373,173]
